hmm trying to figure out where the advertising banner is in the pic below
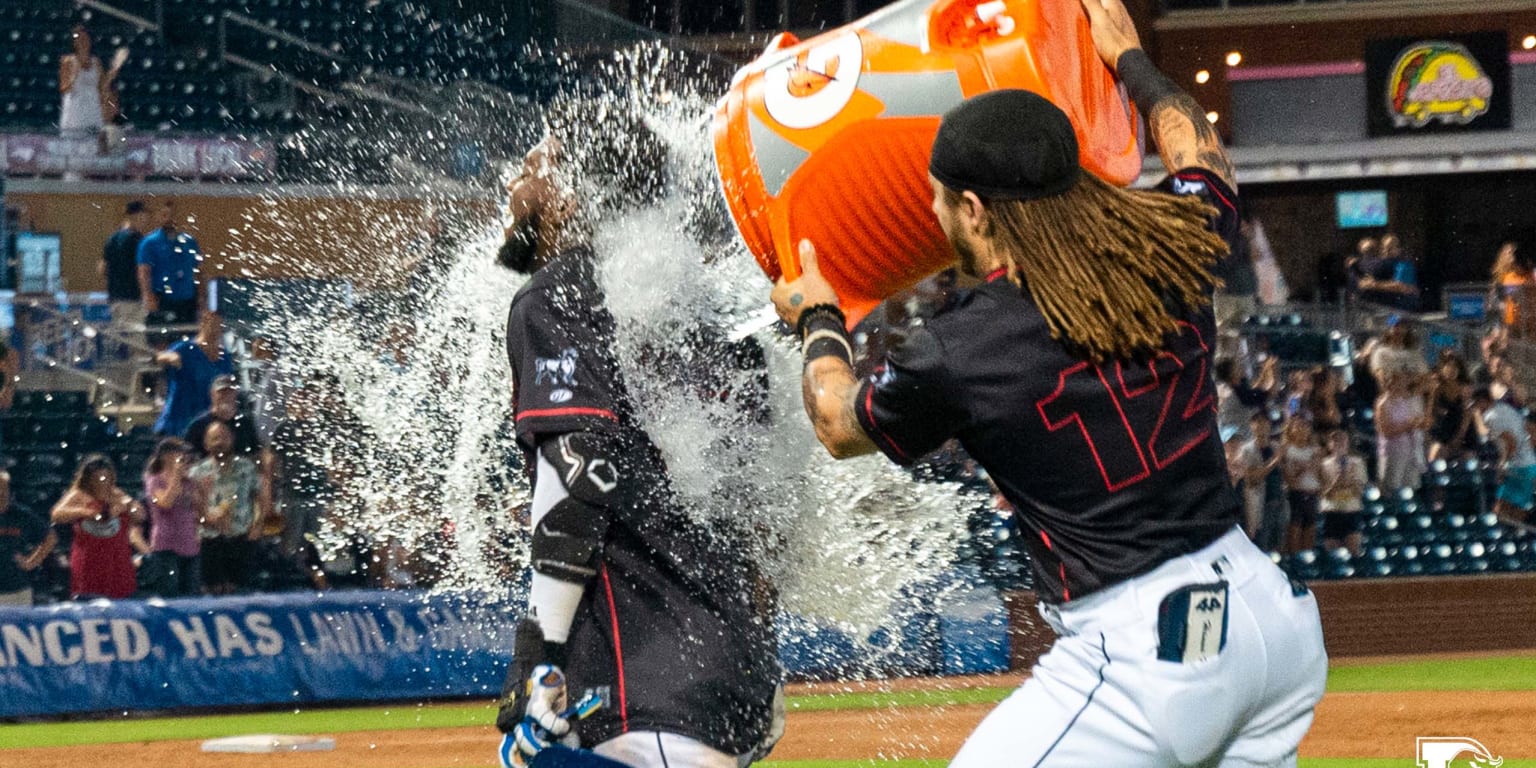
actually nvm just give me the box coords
[0,586,1008,717]
[1365,32,1512,137]
[0,590,515,717]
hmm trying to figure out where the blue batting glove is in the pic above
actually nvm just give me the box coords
[497,666,603,768]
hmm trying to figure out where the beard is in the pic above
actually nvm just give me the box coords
[496,218,539,274]
[949,230,985,278]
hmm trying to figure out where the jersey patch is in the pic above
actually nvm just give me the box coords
[1157,581,1229,664]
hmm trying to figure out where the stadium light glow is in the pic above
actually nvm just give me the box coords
[1225,51,1243,67]
[1206,111,1219,124]
[1524,35,1536,50]
[1195,69,1211,84]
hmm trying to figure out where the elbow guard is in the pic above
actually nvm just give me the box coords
[532,496,607,582]
[530,433,620,584]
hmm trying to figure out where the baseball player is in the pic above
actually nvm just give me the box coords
[768,0,1328,765]
[494,106,782,768]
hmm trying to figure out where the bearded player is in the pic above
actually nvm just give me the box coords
[770,1,1327,765]
[494,105,781,768]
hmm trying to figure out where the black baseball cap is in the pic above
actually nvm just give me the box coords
[929,90,1080,201]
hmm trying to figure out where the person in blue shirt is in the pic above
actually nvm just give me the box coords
[1357,232,1419,312]
[154,310,234,436]
[136,198,202,324]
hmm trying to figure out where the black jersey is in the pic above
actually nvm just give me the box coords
[856,168,1243,605]
[505,247,778,755]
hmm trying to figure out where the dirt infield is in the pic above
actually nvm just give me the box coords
[6,686,1536,767]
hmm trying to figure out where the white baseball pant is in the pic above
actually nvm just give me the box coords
[593,731,741,768]
[951,526,1328,768]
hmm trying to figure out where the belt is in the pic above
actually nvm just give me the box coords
[1039,526,1262,637]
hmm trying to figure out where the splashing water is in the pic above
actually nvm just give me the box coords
[230,43,980,645]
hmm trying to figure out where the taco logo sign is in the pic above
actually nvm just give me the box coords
[1387,41,1495,127]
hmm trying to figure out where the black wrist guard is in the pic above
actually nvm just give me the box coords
[798,305,853,367]
[795,304,845,338]
[1116,49,1181,120]
[496,617,565,734]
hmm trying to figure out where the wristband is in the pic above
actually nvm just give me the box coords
[1115,49,1181,120]
[795,304,845,339]
[798,305,853,367]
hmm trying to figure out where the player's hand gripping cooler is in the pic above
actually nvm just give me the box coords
[713,0,1142,326]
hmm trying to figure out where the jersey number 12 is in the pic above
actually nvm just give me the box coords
[1036,322,1215,492]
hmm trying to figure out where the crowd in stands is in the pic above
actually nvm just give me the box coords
[1216,229,1536,566]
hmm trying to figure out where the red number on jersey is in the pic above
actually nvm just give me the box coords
[1036,322,1215,492]
[1036,363,1152,492]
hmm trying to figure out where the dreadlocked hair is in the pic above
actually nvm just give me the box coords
[956,173,1230,362]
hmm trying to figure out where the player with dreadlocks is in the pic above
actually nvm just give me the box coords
[770,0,1327,765]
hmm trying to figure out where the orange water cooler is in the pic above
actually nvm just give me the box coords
[713,0,1142,325]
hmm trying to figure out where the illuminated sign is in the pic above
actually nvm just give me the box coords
[1387,42,1493,127]
[1366,32,1511,137]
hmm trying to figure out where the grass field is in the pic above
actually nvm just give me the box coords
[4,654,1535,765]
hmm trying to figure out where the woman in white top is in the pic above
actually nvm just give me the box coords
[1319,429,1369,557]
[1375,371,1429,492]
[58,25,120,140]
[1367,320,1428,391]
[1281,416,1323,554]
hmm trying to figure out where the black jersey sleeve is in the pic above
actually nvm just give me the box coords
[1156,168,1241,250]
[508,290,622,445]
[853,325,964,466]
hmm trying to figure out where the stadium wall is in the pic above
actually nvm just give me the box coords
[1004,574,1536,668]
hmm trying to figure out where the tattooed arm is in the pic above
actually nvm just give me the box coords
[1079,0,1237,191]
[800,357,877,459]
[770,241,878,460]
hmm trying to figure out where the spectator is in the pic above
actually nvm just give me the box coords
[1237,411,1286,552]
[58,26,120,142]
[1375,372,1429,492]
[1281,417,1323,555]
[185,375,262,458]
[1489,354,1528,409]
[1344,236,1377,303]
[1491,230,1536,339]
[102,200,150,328]
[1319,429,1367,556]
[1428,352,1476,463]
[1367,317,1427,391]
[1474,386,1536,531]
[309,374,379,588]
[50,455,145,600]
[1216,355,1277,441]
[1224,427,1250,488]
[271,383,331,587]
[142,438,212,597]
[1305,367,1345,434]
[1356,233,1420,311]
[247,336,293,444]
[1283,368,1313,421]
[0,471,56,607]
[189,421,267,595]
[153,311,234,437]
[136,199,202,324]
